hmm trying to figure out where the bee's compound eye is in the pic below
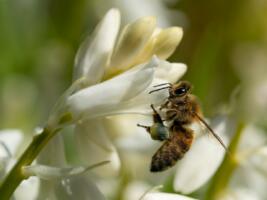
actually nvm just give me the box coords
[174,87,186,96]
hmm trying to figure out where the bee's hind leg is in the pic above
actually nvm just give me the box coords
[137,124,151,132]
[150,104,165,124]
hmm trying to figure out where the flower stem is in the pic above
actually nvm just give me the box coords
[0,127,61,199]
[205,122,245,200]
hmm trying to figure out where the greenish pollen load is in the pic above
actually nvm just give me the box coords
[150,123,169,141]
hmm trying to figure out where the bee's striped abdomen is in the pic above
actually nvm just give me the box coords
[150,126,193,172]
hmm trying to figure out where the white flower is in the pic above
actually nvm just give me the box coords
[33,134,106,200]
[46,8,186,177]
[16,7,185,198]
[0,130,39,200]
[217,125,267,200]
[0,129,107,200]
[2,7,186,200]
[65,9,185,121]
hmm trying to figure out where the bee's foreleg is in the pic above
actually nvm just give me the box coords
[159,101,169,110]
[165,109,178,121]
[150,104,166,123]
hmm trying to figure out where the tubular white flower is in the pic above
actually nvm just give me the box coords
[0,8,188,199]
[173,116,233,194]
[51,8,186,125]
[48,8,186,191]
[35,134,106,199]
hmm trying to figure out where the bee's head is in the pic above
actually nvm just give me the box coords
[170,81,192,97]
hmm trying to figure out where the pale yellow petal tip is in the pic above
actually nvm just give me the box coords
[169,27,183,41]
[153,27,184,59]
[177,63,187,75]
[106,8,121,17]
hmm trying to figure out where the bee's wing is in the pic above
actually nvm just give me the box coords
[150,126,194,172]
[193,113,232,157]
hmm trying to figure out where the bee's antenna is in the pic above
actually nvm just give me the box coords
[193,112,232,157]
[153,83,172,88]
[149,87,171,94]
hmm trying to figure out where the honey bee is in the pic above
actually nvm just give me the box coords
[138,81,229,172]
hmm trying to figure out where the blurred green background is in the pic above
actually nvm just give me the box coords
[0,0,266,133]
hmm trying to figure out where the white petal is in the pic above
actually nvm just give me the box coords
[248,146,267,176]
[0,129,23,157]
[109,16,156,72]
[153,27,183,59]
[228,126,267,199]
[155,59,187,83]
[37,134,67,166]
[22,161,109,180]
[230,161,267,199]
[55,176,105,200]
[14,177,40,200]
[114,116,155,152]
[68,57,157,120]
[122,181,150,200]
[143,192,197,200]
[174,116,233,194]
[73,8,120,83]
[74,119,120,176]
[236,124,266,155]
